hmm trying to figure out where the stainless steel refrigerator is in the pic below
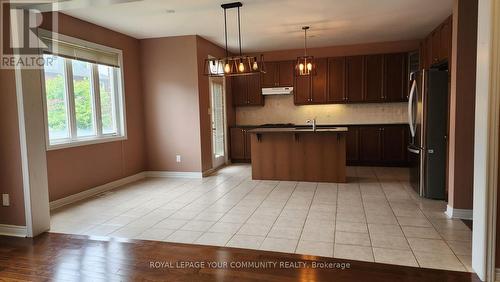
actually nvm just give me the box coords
[407,68,448,199]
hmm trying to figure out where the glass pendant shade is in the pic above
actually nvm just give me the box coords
[295,26,315,76]
[296,55,315,76]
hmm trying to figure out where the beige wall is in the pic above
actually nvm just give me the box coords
[237,96,407,125]
[0,4,25,226]
[447,0,478,210]
[41,14,147,201]
[0,68,26,226]
[141,36,203,172]
[238,40,419,126]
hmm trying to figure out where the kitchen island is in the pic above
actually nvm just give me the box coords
[248,127,348,183]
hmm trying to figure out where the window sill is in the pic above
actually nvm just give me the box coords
[46,135,127,151]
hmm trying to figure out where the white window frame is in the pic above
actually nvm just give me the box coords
[39,29,127,151]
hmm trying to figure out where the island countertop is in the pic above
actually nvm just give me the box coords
[247,127,348,133]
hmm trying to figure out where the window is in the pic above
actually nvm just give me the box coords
[41,33,126,149]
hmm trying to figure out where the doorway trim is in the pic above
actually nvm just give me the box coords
[473,0,500,280]
[208,74,228,170]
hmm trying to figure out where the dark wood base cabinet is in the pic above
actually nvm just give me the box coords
[230,127,253,162]
[347,124,410,166]
[231,124,410,167]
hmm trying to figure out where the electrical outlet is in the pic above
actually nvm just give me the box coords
[2,194,9,207]
[176,155,181,163]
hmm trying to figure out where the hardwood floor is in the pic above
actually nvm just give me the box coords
[0,233,480,282]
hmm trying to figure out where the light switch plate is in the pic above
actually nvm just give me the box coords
[2,194,9,207]
[176,155,181,163]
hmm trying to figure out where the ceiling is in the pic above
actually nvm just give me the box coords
[61,0,453,52]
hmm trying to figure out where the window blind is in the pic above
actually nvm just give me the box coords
[41,36,120,67]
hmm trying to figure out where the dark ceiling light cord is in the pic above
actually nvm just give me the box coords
[237,6,242,56]
[203,2,265,77]
[224,8,228,58]
[303,26,308,57]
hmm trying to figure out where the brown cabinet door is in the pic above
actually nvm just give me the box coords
[247,74,263,105]
[261,62,278,87]
[439,18,452,61]
[359,126,382,162]
[420,41,427,70]
[364,55,385,102]
[431,30,440,64]
[232,76,247,106]
[382,126,407,163]
[346,126,360,162]
[278,61,294,86]
[311,58,328,103]
[385,53,408,102]
[230,128,245,160]
[346,56,364,102]
[244,130,252,160]
[294,75,311,104]
[425,37,433,68]
[327,57,346,103]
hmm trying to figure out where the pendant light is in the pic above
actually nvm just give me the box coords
[296,26,315,76]
[204,2,265,77]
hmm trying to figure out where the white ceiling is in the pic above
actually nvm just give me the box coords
[61,0,453,52]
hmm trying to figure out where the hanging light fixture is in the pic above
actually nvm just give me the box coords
[296,26,315,76]
[204,2,265,77]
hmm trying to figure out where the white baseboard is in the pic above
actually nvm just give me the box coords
[49,172,146,210]
[446,205,473,220]
[145,171,203,179]
[0,224,27,237]
[49,170,205,211]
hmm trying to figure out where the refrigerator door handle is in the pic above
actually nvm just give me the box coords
[407,145,420,154]
[408,79,417,138]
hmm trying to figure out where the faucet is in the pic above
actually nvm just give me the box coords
[306,118,317,131]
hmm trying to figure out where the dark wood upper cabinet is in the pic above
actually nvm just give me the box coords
[359,127,383,162]
[385,53,408,102]
[431,30,441,64]
[232,75,263,106]
[382,126,407,163]
[425,37,433,68]
[230,127,245,160]
[286,53,409,105]
[247,74,263,105]
[278,61,294,86]
[439,17,452,62]
[364,55,385,102]
[261,62,278,87]
[232,76,247,106]
[311,58,328,103]
[261,61,294,88]
[346,56,364,103]
[294,75,311,104]
[327,57,346,103]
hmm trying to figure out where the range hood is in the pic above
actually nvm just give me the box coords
[262,87,294,95]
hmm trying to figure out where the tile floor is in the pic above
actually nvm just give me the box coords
[50,164,473,272]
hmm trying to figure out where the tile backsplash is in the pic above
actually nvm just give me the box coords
[236,95,407,125]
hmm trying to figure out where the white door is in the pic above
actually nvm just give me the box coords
[210,77,226,168]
